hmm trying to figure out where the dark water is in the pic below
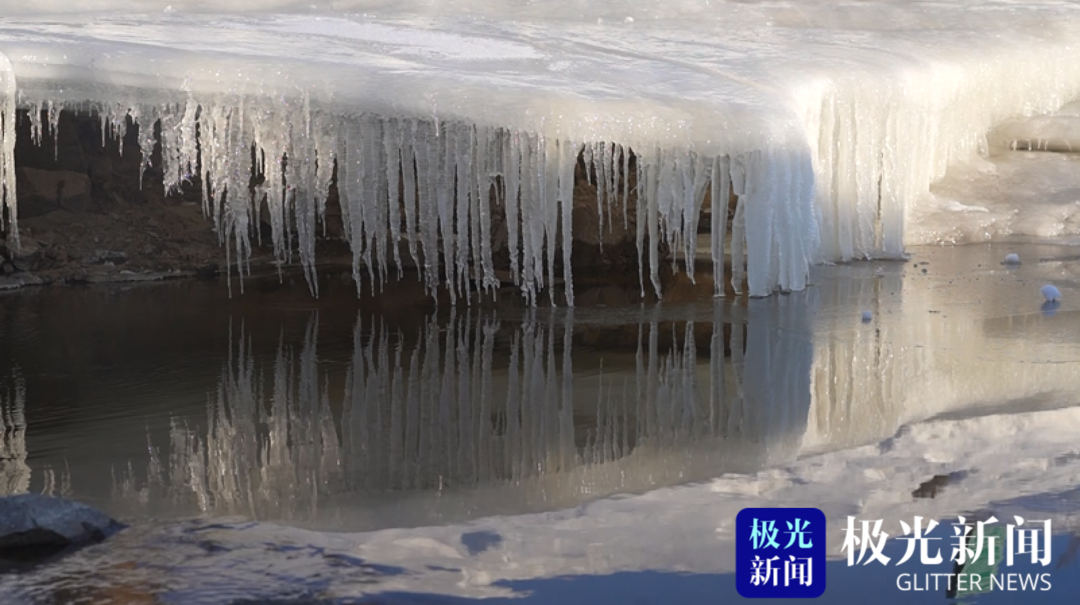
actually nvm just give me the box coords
[1,242,1080,604]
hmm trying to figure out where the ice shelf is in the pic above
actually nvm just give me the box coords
[2,2,1080,302]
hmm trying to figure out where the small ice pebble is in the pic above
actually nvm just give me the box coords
[861,311,873,323]
[1041,284,1061,302]
[1004,253,1020,265]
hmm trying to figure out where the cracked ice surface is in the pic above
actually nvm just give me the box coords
[3,2,1080,301]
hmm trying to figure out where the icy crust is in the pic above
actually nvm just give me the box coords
[3,4,1080,300]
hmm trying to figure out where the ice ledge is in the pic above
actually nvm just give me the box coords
[2,7,1080,302]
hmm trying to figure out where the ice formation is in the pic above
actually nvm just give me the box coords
[3,2,1080,302]
[1041,284,1061,302]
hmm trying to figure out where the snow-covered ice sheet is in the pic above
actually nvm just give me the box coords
[4,2,1080,300]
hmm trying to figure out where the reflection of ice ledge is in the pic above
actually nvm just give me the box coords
[166,405,1080,600]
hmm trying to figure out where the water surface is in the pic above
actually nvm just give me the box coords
[2,241,1080,603]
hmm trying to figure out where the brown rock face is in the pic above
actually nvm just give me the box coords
[15,168,93,217]
[569,155,641,269]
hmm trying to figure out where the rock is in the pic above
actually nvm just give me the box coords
[912,474,951,498]
[0,274,43,290]
[17,167,93,217]
[88,249,128,265]
[8,239,43,272]
[0,494,123,557]
[87,154,114,195]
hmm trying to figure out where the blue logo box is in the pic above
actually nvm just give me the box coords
[736,507,827,598]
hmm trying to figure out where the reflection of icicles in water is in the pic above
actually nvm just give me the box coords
[164,319,342,521]
[143,299,813,526]
[0,370,29,496]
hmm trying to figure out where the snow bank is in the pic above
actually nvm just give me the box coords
[3,2,1080,301]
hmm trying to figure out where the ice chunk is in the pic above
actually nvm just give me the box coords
[1041,284,1061,302]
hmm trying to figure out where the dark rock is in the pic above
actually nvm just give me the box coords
[87,154,114,195]
[0,274,43,290]
[912,474,951,499]
[9,239,43,272]
[197,262,220,278]
[0,494,123,559]
[88,249,128,265]
[17,167,93,217]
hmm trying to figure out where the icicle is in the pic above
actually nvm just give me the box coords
[520,132,541,305]
[541,135,560,305]
[382,117,403,278]
[339,119,362,294]
[0,53,17,249]
[685,152,710,284]
[621,144,631,232]
[599,142,614,243]
[368,116,389,289]
[400,119,420,271]
[711,156,731,298]
[314,111,337,244]
[634,146,647,298]
[178,98,199,186]
[158,102,183,194]
[435,121,456,304]
[26,101,42,147]
[288,99,319,297]
[252,100,289,271]
[590,142,605,252]
[558,138,579,307]
[467,126,484,295]
[730,156,747,295]
[645,147,662,298]
[504,131,522,287]
[476,126,497,292]
[47,100,60,161]
[134,103,160,190]
[415,119,440,296]
[453,122,473,301]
